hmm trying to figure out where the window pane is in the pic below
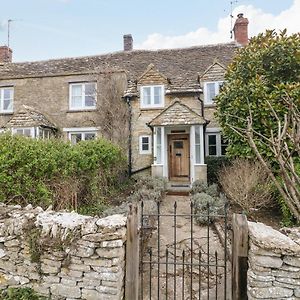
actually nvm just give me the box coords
[206,83,216,102]
[174,141,183,149]
[142,143,149,151]
[72,85,82,97]
[195,126,200,144]
[84,133,96,140]
[142,87,151,106]
[85,83,96,95]
[85,95,96,107]
[3,99,12,111]
[71,96,82,108]
[154,86,162,105]
[3,89,13,99]
[209,145,217,156]
[221,135,228,156]
[16,129,24,135]
[23,129,32,137]
[71,133,82,144]
[208,135,217,145]
[195,144,201,163]
[142,137,149,144]
[156,128,162,164]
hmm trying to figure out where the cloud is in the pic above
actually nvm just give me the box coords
[137,0,300,50]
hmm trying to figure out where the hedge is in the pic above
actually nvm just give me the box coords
[205,156,231,185]
[0,133,127,210]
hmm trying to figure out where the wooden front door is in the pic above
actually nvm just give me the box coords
[168,134,190,181]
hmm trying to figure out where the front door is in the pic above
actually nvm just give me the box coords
[168,134,189,181]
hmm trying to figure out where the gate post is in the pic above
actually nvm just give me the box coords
[232,213,249,300]
[125,204,139,300]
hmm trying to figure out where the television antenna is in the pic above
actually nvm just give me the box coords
[230,1,238,39]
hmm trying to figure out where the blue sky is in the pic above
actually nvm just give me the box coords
[0,0,299,62]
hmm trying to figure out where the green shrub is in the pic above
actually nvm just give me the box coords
[192,192,225,224]
[0,133,126,212]
[205,156,231,184]
[191,180,207,195]
[0,287,46,300]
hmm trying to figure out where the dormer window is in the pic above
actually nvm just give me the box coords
[204,81,223,104]
[140,85,164,108]
[69,82,96,110]
[0,87,13,113]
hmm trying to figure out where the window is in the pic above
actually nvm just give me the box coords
[195,126,201,164]
[139,135,151,154]
[39,129,52,139]
[69,82,96,110]
[69,132,96,144]
[155,127,162,164]
[204,81,223,104]
[0,87,13,113]
[13,127,34,137]
[140,85,164,108]
[205,131,228,156]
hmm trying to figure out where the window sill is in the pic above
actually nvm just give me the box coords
[67,109,97,113]
[204,103,216,108]
[0,112,13,115]
[140,107,164,111]
[140,152,152,155]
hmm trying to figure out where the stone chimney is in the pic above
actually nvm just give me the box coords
[123,34,133,51]
[0,46,12,63]
[233,13,249,46]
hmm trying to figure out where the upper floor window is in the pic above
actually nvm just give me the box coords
[69,82,96,110]
[140,85,164,109]
[0,87,13,113]
[204,81,223,104]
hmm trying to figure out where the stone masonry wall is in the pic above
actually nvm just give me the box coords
[0,203,127,300]
[247,221,300,299]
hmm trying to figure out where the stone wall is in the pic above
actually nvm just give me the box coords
[0,203,127,300]
[247,221,300,299]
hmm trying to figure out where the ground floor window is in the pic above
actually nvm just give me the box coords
[205,131,228,156]
[13,127,34,137]
[69,132,96,144]
[139,135,151,154]
[155,127,163,164]
[39,128,52,139]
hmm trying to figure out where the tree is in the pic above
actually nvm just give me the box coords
[216,30,300,222]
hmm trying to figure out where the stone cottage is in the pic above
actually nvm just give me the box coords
[0,14,249,184]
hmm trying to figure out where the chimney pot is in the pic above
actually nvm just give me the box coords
[233,13,249,46]
[123,34,133,51]
[0,46,12,63]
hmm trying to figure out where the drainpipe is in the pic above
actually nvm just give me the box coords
[125,96,132,177]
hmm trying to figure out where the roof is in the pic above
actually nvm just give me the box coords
[0,43,238,92]
[148,99,207,127]
[5,105,56,129]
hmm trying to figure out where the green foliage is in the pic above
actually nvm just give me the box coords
[205,156,231,184]
[0,133,126,211]
[192,192,225,224]
[0,287,46,300]
[191,180,207,195]
[216,30,300,159]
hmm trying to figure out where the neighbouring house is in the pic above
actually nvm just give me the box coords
[0,14,249,184]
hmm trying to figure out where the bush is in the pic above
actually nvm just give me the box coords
[0,133,126,211]
[0,287,46,300]
[218,159,273,213]
[205,156,231,184]
[191,180,207,195]
[192,192,225,224]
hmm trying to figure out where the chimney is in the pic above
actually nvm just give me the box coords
[123,34,133,51]
[0,46,12,63]
[233,13,249,46]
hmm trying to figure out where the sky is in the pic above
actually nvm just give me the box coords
[0,0,299,62]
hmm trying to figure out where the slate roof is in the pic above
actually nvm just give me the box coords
[148,99,207,127]
[0,43,238,92]
[5,105,56,128]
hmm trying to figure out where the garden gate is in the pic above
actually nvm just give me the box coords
[139,199,230,300]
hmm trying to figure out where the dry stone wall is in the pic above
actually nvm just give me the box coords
[247,221,300,299]
[0,203,127,300]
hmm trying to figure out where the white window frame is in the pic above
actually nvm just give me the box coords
[205,129,228,157]
[0,87,14,113]
[139,135,152,154]
[140,85,165,109]
[12,127,35,138]
[203,81,223,105]
[69,82,97,110]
